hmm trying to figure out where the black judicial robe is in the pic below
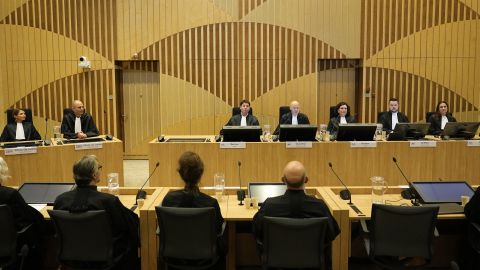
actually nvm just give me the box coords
[0,122,41,142]
[428,113,456,135]
[224,114,260,126]
[60,112,99,139]
[378,111,409,133]
[273,112,310,135]
[327,115,356,136]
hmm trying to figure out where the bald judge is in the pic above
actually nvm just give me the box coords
[61,100,99,139]
[253,161,340,269]
[274,100,310,135]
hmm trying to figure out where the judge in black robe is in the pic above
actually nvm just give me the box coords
[273,101,310,135]
[0,109,41,142]
[61,100,99,139]
[428,101,456,135]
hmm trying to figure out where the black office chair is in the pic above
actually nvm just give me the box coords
[278,106,290,123]
[329,106,337,119]
[155,206,225,270]
[426,111,435,121]
[261,216,329,270]
[377,111,387,123]
[0,205,30,270]
[362,204,439,269]
[5,108,33,124]
[48,210,115,270]
[232,107,253,116]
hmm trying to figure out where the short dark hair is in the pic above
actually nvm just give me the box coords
[239,99,251,107]
[73,155,99,187]
[389,97,398,102]
[335,101,351,117]
[177,151,204,190]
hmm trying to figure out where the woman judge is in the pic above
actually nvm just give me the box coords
[0,109,41,142]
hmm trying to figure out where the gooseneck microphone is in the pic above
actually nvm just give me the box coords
[136,161,160,203]
[43,117,51,145]
[328,162,352,203]
[392,157,416,202]
[236,161,245,205]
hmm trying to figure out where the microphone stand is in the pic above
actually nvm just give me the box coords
[236,161,245,205]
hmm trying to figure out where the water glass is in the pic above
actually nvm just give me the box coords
[375,124,383,140]
[53,125,63,140]
[371,176,388,204]
[214,173,225,201]
[107,173,120,196]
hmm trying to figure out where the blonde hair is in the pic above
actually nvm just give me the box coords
[0,157,11,184]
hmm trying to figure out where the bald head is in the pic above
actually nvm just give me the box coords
[282,161,308,189]
[71,100,85,117]
[290,100,300,116]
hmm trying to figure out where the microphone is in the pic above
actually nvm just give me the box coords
[104,110,113,140]
[236,161,245,205]
[392,157,415,201]
[136,161,160,202]
[43,117,51,145]
[328,162,352,203]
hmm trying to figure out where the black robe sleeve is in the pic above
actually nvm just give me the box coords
[82,114,100,137]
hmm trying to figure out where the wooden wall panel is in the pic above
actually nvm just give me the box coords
[361,0,480,123]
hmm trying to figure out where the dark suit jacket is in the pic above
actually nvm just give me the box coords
[253,189,340,270]
[54,186,139,269]
[162,189,225,234]
[0,122,42,142]
[225,114,259,126]
[378,111,409,133]
[327,115,356,136]
[428,113,456,135]
[273,112,310,135]
[465,188,480,224]
[0,185,45,232]
[61,112,99,139]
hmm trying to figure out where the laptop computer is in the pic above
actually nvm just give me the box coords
[18,183,76,205]
[248,182,287,205]
[411,181,474,214]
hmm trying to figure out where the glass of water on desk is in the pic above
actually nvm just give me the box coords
[107,173,119,196]
[53,125,63,141]
[214,173,225,201]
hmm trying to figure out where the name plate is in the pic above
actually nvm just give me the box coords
[286,141,313,148]
[220,142,246,149]
[467,140,480,147]
[350,141,377,148]
[409,141,437,148]
[75,142,103,150]
[4,146,38,155]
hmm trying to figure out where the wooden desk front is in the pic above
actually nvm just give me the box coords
[144,187,348,270]
[149,139,480,187]
[1,138,124,186]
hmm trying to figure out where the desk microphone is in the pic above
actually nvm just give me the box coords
[236,161,245,205]
[392,157,415,201]
[328,162,352,203]
[103,110,113,140]
[136,161,159,203]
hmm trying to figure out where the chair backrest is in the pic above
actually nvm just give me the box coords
[48,210,114,267]
[232,107,253,116]
[468,222,480,254]
[5,109,33,124]
[377,111,386,123]
[278,106,290,123]
[369,204,439,259]
[263,216,329,269]
[63,108,74,116]
[155,207,217,261]
[0,205,17,266]
[329,106,337,119]
[426,111,435,121]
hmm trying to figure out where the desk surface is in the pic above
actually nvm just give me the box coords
[149,137,480,187]
[0,136,124,186]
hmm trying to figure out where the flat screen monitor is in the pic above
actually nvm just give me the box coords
[411,181,474,204]
[222,126,261,142]
[336,124,377,141]
[63,137,105,144]
[392,123,431,140]
[442,122,480,139]
[248,182,287,205]
[279,124,317,142]
[18,183,76,205]
[1,140,41,148]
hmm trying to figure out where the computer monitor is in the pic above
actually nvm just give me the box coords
[18,183,76,205]
[442,122,480,139]
[411,181,474,204]
[279,124,317,142]
[336,124,377,141]
[248,182,287,205]
[222,126,262,142]
[392,123,431,140]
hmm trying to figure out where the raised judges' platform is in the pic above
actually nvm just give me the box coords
[149,136,480,187]
[0,136,124,186]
